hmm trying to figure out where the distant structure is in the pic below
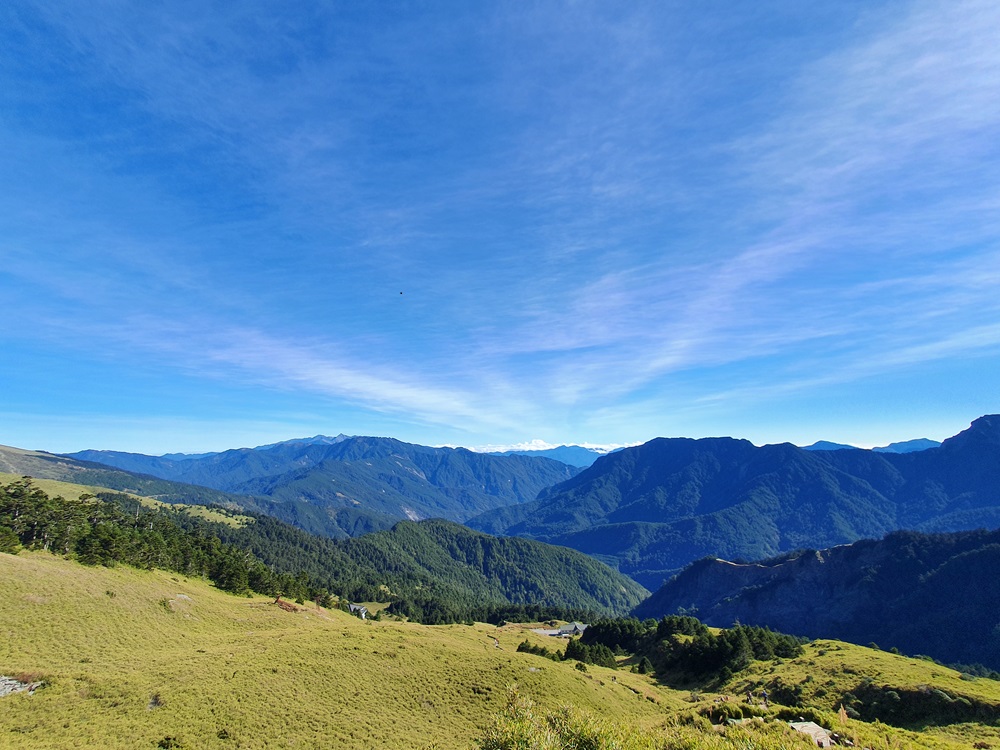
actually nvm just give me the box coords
[531,621,588,637]
[348,603,368,620]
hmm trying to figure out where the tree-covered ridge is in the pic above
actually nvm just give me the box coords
[0,481,644,623]
[513,614,803,682]
[467,415,1000,589]
[344,519,647,614]
[191,505,647,621]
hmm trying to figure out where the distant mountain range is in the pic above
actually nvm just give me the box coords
[65,436,581,538]
[154,437,611,468]
[486,445,611,467]
[802,438,941,453]
[873,437,942,453]
[157,434,352,461]
[10,418,997,596]
[0,444,246,507]
[634,527,1000,669]
[466,416,1000,589]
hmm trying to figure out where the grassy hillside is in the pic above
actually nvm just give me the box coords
[6,553,1000,748]
[5,553,1000,748]
[0,552,670,750]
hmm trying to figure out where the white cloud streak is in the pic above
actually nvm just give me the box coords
[5,1,1000,445]
[489,0,1000,407]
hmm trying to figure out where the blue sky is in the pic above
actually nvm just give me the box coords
[2,1,1000,454]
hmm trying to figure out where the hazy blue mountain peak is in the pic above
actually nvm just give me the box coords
[801,440,860,451]
[873,438,941,453]
[254,434,351,450]
[489,445,609,467]
[803,437,942,453]
[159,451,218,461]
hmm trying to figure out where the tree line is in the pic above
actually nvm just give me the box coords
[0,481,615,625]
[0,479,328,602]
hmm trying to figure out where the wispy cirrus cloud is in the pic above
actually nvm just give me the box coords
[3,1,1000,450]
[490,0,1000,412]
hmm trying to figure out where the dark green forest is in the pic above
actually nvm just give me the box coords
[514,614,803,687]
[578,615,803,681]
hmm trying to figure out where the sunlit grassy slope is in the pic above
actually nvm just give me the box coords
[4,551,1000,749]
[0,471,250,527]
[0,552,672,749]
[0,471,101,502]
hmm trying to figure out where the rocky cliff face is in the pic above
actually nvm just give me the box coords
[634,528,1000,668]
[635,543,889,634]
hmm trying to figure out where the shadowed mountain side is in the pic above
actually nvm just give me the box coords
[467,416,1000,589]
[633,528,1000,669]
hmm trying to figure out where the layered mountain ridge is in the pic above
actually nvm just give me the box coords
[66,436,582,538]
[467,416,1000,589]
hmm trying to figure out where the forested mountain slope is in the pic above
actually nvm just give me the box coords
[67,436,580,532]
[468,416,1000,589]
[0,478,645,621]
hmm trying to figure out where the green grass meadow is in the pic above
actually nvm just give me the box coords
[4,546,1000,748]
[0,552,672,749]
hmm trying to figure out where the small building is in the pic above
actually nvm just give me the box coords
[348,603,368,620]
[531,621,589,637]
[789,721,833,748]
